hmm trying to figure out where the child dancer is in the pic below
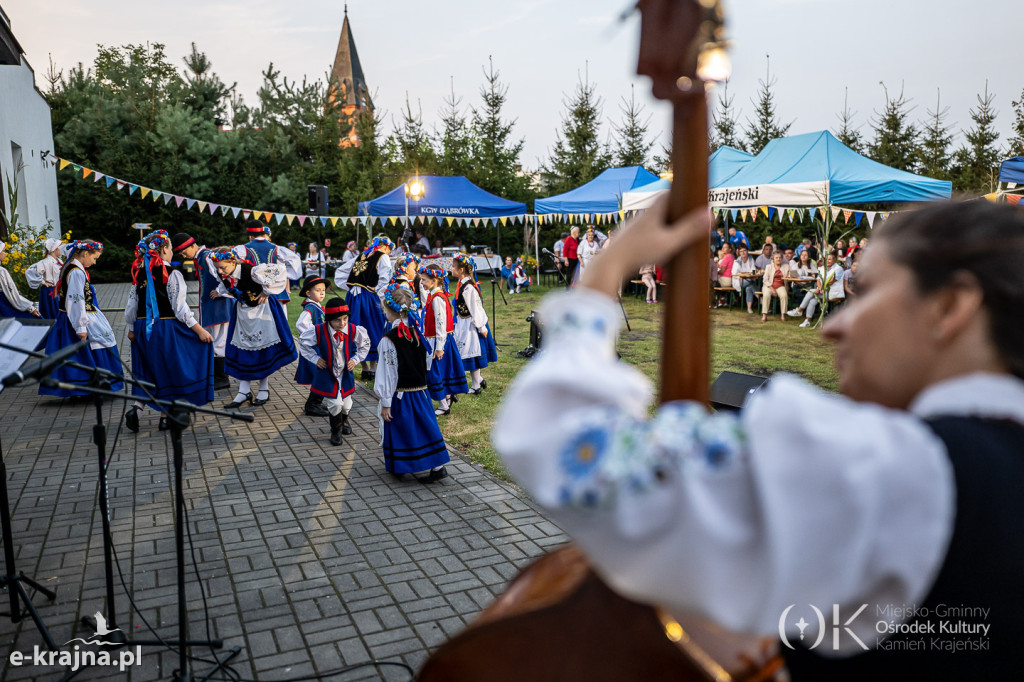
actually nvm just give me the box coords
[345,235,394,381]
[295,275,330,416]
[374,284,450,482]
[38,241,122,397]
[123,230,215,432]
[24,238,63,318]
[210,246,297,408]
[299,298,370,446]
[419,264,468,415]
[241,220,303,308]
[0,241,41,319]
[451,253,496,395]
[171,233,233,390]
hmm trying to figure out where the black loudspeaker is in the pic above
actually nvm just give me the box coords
[709,371,769,411]
[307,185,328,215]
[516,310,543,359]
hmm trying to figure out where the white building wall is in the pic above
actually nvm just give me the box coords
[0,56,60,236]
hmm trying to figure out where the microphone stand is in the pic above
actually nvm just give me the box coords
[38,361,250,682]
[489,276,508,349]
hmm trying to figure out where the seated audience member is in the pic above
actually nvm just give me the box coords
[500,256,516,292]
[513,259,531,293]
[788,251,846,328]
[790,248,819,301]
[760,251,790,323]
[835,239,848,267]
[784,247,796,269]
[432,239,443,255]
[844,260,858,299]
[754,243,774,270]
[716,243,735,288]
[711,227,725,252]
[731,244,758,314]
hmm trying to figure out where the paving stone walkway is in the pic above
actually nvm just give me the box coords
[0,284,566,680]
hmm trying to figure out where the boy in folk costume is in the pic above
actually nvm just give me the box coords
[450,252,497,395]
[299,298,370,446]
[419,264,468,416]
[24,238,64,319]
[210,246,297,408]
[124,230,215,432]
[38,241,123,397]
[345,235,394,381]
[294,275,330,417]
[172,232,233,390]
[241,219,302,308]
[374,284,450,482]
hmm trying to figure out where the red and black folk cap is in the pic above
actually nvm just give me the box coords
[323,298,350,321]
[172,233,196,252]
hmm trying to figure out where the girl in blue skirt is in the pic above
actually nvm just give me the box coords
[294,275,329,417]
[450,253,497,395]
[419,263,468,416]
[38,241,123,397]
[24,238,63,319]
[374,283,450,482]
[0,241,41,319]
[123,230,215,432]
[345,235,394,381]
[210,247,297,408]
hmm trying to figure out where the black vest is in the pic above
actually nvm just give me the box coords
[385,328,427,391]
[782,417,1024,681]
[347,251,384,289]
[58,263,97,313]
[232,263,265,308]
[455,280,478,319]
[133,264,175,319]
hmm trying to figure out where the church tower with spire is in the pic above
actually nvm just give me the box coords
[331,5,373,147]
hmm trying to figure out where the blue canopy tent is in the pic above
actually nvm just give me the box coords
[621,147,754,211]
[535,166,659,214]
[999,157,1024,186]
[709,131,952,208]
[358,175,526,218]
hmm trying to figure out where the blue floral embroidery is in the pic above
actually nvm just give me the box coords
[560,427,609,479]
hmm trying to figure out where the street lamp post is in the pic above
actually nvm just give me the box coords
[404,178,425,246]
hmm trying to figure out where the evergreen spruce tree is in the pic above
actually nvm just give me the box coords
[387,94,438,175]
[611,85,654,167]
[1007,87,1024,158]
[919,89,954,181]
[742,57,792,155]
[952,81,1000,194]
[712,81,744,152]
[436,77,472,177]
[834,87,863,152]
[651,143,672,174]
[468,57,530,201]
[867,82,920,172]
[544,65,612,194]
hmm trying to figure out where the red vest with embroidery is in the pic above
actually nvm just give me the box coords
[424,291,455,336]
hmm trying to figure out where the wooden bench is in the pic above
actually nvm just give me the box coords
[712,286,737,310]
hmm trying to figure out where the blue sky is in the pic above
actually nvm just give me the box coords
[6,0,1020,169]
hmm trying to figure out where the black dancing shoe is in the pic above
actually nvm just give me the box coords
[125,406,140,433]
[480,379,488,390]
[252,392,270,407]
[158,415,169,431]
[224,393,252,409]
[304,394,329,417]
[340,413,352,436]
[418,466,449,483]
[468,387,483,395]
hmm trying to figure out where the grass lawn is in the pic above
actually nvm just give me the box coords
[286,282,839,481]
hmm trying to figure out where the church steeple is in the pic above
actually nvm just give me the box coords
[330,7,371,110]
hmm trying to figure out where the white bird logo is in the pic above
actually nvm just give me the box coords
[93,612,117,638]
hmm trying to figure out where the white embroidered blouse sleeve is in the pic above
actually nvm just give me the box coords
[492,289,954,650]
[298,325,320,366]
[66,268,89,334]
[24,262,43,289]
[276,245,303,280]
[375,256,393,298]
[295,309,313,337]
[432,296,448,347]
[167,269,198,328]
[373,335,398,408]
[466,285,487,331]
[124,285,138,325]
[44,258,62,285]
[351,325,370,364]
[0,266,36,313]
[251,264,288,295]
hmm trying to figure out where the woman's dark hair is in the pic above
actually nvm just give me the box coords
[876,200,1024,379]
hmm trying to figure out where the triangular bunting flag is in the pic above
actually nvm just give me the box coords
[749,208,758,220]
[866,211,877,229]
[359,217,368,226]
[797,208,806,221]
[841,209,853,224]
[93,172,105,183]
[730,209,739,222]
[186,198,197,210]
[417,216,425,225]
[759,206,769,218]
[58,159,71,171]
[1006,194,1022,206]
[500,217,507,227]
[349,217,357,226]
[808,207,817,222]
[286,215,295,226]
[242,210,251,219]
[786,209,795,223]
[209,203,219,215]
[175,196,185,207]
[82,168,93,179]
[983,192,1000,202]
[768,207,777,222]
[473,218,480,227]
[298,215,307,227]
[151,190,161,201]
[329,217,338,227]
[853,211,864,226]
[116,181,127,191]
[105,176,116,188]
[231,207,241,218]
[275,213,285,225]
[446,217,454,227]
[831,207,841,221]
[318,217,327,226]
[618,210,625,221]
[163,193,173,205]
[128,184,139,196]
[72,164,82,174]
[140,187,150,199]
[197,201,207,212]
[252,211,262,221]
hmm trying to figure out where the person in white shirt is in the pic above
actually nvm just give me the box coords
[787,251,845,328]
[304,242,326,279]
[493,199,1024,679]
[0,241,40,319]
[333,241,359,293]
[730,244,757,314]
[24,238,63,318]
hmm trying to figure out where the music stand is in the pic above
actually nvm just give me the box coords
[0,318,59,650]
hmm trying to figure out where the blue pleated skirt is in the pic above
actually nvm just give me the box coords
[224,301,297,380]
[294,355,316,386]
[0,291,34,319]
[38,286,59,319]
[427,335,468,401]
[382,389,450,474]
[462,324,498,371]
[130,318,214,406]
[346,288,386,363]
[37,313,124,397]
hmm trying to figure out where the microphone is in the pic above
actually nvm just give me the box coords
[2,339,89,387]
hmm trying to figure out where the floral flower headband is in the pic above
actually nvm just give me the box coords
[451,252,475,274]
[62,240,103,258]
[397,252,421,271]
[209,247,237,263]
[362,236,395,256]
[382,282,415,314]
[135,230,171,258]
